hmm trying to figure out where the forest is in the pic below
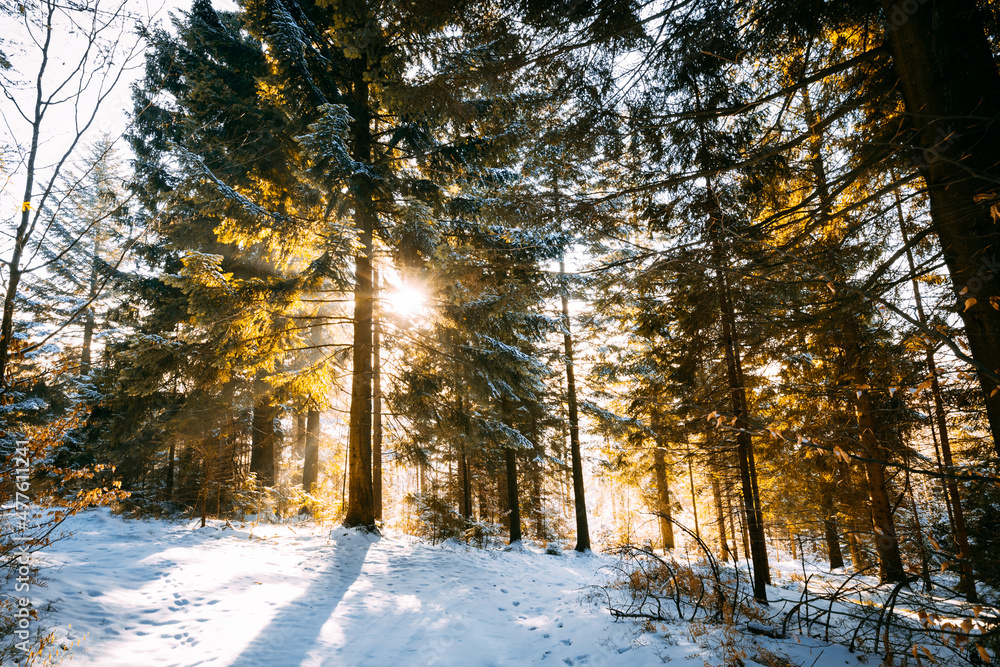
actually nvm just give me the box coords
[2,0,1000,664]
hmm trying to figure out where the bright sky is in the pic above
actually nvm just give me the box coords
[0,0,233,251]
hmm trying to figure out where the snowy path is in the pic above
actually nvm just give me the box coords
[36,510,688,666]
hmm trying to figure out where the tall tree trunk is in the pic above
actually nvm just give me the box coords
[557,380,572,519]
[843,321,907,583]
[847,526,866,572]
[880,0,1000,458]
[166,441,175,501]
[295,411,306,458]
[707,183,771,601]
[457,394,473,519]
[200,457,208,528]
[460,451,472,519]
[927,402,958,538]
[726,482,740,561]
[560,260,591,552]
[505,447,521,544]
[303,408,320,495]
[80,236,101,374]
[652,426,674,552]
[478,475,488,522]
[373,268,383,523]
[530,417,545,540]
[250,390,277,488]
[906,464,935,593]
[686,440,700,539]
[712,475,730,562]
[897,202,979,601]
[344,56,376,530]
[822,488,845,570]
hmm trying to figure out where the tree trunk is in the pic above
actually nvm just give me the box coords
[460,451,472,519]
[80,233,102,374]
[708,185,771,601]
[686,440,700,539]
[847,526,867,572]
[250,392,277,488]
[727,487,740,561]
[652,430,674,552]
[505,447,521,544]
[906,465,935,593]
[478,475,488,522]
[295,411,306,458]
[843,320,907,583]
[530,418,545,540]
[373,268,383,523]
[712,475,730,562]
[344,56,376,530]
[166,441,175,501]
[200,458,208,528]
[898,206,979,600]
[880,0,1000,458]
[560,259,591,552]
[303,408,320,495]
[822,488,845,570]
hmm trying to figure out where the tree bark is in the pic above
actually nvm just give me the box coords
[842,319,906,582]
[373,268,383,523]
[303,408,320,495]
[686,440,700,539]
[295,411,306,458]
[822,488,845,570]
[505,447,521,543]
[898,204,978,600]
[707,184,771,601]
[344,56,376,530]
[652,428,675,552]
[460,450,472,519]
[166,441,175,501]
[906,464,935,593]
[530,418,545,540]
[880,0,1000,458]
[560,259,591,552]
[712,475,730,562]
[847,525,867,572]
[80,236,101,374]
[250,392,277,488]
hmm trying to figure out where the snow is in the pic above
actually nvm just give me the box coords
[22,509,941,666]
[32,509,690,666]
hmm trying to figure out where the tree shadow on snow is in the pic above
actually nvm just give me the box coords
[230,531,376,667]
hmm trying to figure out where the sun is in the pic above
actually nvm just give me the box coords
[384,283,427,319]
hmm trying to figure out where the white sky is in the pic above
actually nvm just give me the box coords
[0,0,236,251]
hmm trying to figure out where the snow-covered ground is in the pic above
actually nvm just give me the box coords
[20,509,900,666]
[31,510,689,666]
